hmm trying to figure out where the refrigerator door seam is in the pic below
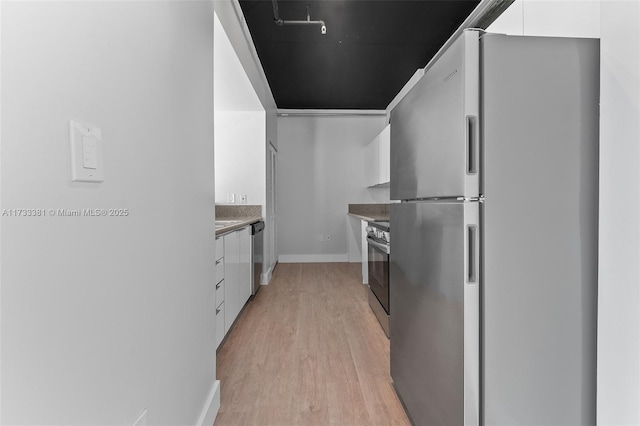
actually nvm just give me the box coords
[400,197,483,203]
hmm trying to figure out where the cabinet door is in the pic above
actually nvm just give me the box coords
[215,279,224,308]
[378,124,391,184]
[215,302,225,348]
[365,136,379,187]
[215,236,224,262]
[223,231,240,333]
[239,227,252,305]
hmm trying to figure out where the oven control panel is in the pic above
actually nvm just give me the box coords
[366,221,390,244]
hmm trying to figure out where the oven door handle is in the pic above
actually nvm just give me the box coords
[367,236,390,254]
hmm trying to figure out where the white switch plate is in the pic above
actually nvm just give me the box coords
[240,194,247,204]
[227,194,235,204]
[69,120,104,182]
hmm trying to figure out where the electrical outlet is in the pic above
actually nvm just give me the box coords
[317,234,324,242]
[227,194,235,204]
[240,194,247,204]
[132,409,147,426]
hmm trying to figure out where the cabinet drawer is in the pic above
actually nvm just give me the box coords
[215,279,224,307]
[215,258,224,284]
[215,302,225,348]
[215,237,224,261]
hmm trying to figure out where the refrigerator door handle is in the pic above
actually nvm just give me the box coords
[467,224,479,284]
[466,115,479,175]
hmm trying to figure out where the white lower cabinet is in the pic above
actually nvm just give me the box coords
[215,259,224,287]
[215,236,225,347]
[224,230,241,333]
[215,278,224,308]
[217,225,252,348]
[215,302,225,348]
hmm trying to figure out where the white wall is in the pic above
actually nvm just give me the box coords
[214,12,266,208]
[277,115,388,262]
[213,0,279,278]
[1,2,217,424]
[213,0,277,115]
[214,13,263,112]
[489,1,640,424]
[214,111,266,206]
[598,2,640,424]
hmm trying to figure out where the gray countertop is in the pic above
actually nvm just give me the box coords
[347,203,390,222]
[215,216,262,236]
[347,212,390,222]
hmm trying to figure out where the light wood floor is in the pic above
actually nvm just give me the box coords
[214,262,410,426]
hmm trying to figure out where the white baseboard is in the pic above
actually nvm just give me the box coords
[278,254,349,263]
[197,379,220,426]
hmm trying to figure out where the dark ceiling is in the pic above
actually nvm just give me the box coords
[238,0,480,110]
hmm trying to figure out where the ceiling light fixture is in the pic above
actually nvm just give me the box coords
[271,1,327,35]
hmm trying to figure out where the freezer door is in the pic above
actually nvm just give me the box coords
[390,201,479,426]
[390,30,480,200]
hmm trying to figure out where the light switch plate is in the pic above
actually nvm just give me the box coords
[69,120,104,182]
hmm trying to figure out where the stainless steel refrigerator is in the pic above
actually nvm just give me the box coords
[390,30,599,425]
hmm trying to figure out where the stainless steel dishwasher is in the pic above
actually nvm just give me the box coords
[251,221,265,296]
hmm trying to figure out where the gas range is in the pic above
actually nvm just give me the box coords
[366,220,391,338]
[366,221,390,245]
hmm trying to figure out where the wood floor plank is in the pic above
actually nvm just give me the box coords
[214,263,409,426]
[327,381,371,425]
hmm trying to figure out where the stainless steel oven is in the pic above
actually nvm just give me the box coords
[366,221,390,337]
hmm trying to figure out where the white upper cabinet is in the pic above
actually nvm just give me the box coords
[378,124,390,185]
[365,134,379,187]
[366,123,391,187]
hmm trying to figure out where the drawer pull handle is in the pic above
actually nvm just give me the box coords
[216,282,221,289]
[216,307,221,315]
